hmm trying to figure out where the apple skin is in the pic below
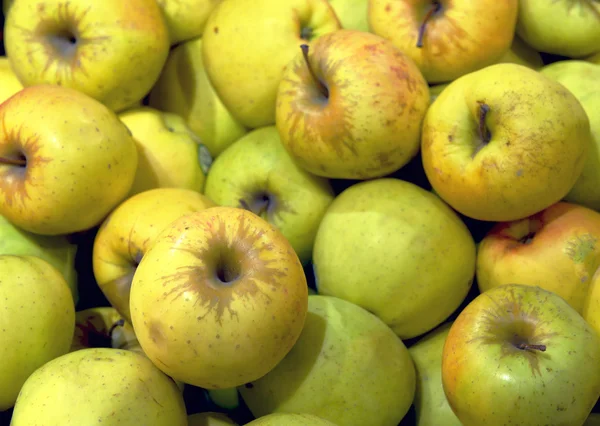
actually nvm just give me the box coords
[10,348,187,425]
[0,84,138,236]
[118,106,210,197]
[187,412,238,426]
[0,255,75,411]
[477,202,600,335]
[585,413,600,426]
[408,322,462,426]
[587,52,600,65]
[516,0,600,58]
[368,0,518,83]
[312,178,476,339]
[442,284,600,426]
[129,206,308,390]
[148,37,248,159]
[497,35,544,70]
[276,29,430,179]
[0,56,23,104]
[204,126,335,265]
[4,0,170,112]
[421,63,591,222]
[246,413,339,426]
[327,0,369,32]
[540,60,600,101]
[201,0,341,129]
[156,0,220,45]
[93,188,216,324]
[239,295,415,426]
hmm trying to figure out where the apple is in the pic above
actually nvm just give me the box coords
[586,413,600,426]
[246,413,339,426]
[497,34,544,70]
[442,283,600,426]
[188,412,238,426]
[239,295,415,426]
[328,0,369,32]
[587,52,600,65]
[93,188,216,323]
[312,178,476,339]
[0,56,23,104]
[368,0,518,83]
[156,0,220,45]
[0,213,78,303]
[0,84,138,236]
[408,322,462,426]
[204,126,335,265]
[540,60,600,101]
[0,255,75,411]
[201,0,341,129]
[4,0,170,112]
[129,206,309,389]
[428,83,448,103]
[516,0,600,58]
[118,106,211,197]
[10,348,188,425]
[207,387,240,411]
[69,307,140,353]
[276,29,430,179]
[421,63,591,222]
[148,37,248,159]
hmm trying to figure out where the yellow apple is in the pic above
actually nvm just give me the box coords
[428,83,448,103]
[312,178,476,339]
[276,29,430,179]
[10,348,187,425]
[497,35,544,70]
[203,126,335,265]
[587,51,600,65]
[0,56,23,104]
[129,206,308,389]
[118,106,211,196]
[70,307,140,353]
[421,63,591,222]
[93,188,216,323]
[188,412,238,426]
[201,0,341,128]
[540,60,600,100]
[0,255,75,411]
[246,413,339,426]
[156,0,220,45]
[369,0,518,83]
[328,0,369,31]
[239,295,415,426]
[0,84,138,235]
[148,37,248,158]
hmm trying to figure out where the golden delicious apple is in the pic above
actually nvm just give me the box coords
[421,63,591,222]
[10,348,187,425]
[4,0,170,112]
[276,29,430,179]
[497,35,544,70]
[246,413,339,426]
[93,188,216,323]
[0,84,138,235]
[129,206,308,389]
[202,0,341,128]
[443,284,600,426]
[540,60,600,100]
[239,295,415,426]
[204,126,335,265]
[0,255,75,411]
[516,0,600,58]
[118,106,211,196]
[312,178,476,339]
[328,0,369,31]
[188,412,238,426]
[156,0,220,45]
[0,56,23,104]
[148,37,248,158]
[369,0,518,83]
[408,322,462,426]
[0,213,78,303]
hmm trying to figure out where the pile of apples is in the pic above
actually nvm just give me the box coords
[1,0,600,425]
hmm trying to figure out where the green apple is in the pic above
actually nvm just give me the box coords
[0,213,78,303]
[328,0,368,32]
[148,37,248,158]
[246,413,339,426]
[201,0,341,128]
[540,60,600,100]
[207,388,240,411]
[443,284,600,426]
[516,0,600,58]
[0,84,138,236]
[239,295,416,426]
[10,348,187,425]
[4,0,170,112]
[312,178,476,339]
[156,0,220,45]
[188,412,238,426]
[421,63,591,222]
[204,126,335,265]
[408,322,461,426]
[497,34,544,70]
[0,56,23,104]
[118,106,211,197]
[0,255,75,411]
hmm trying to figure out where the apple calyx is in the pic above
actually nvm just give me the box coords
[46,28,79,60]
[300,44,329,99]
[516,342,547,352]
[416,1,442,48]
[0,156,26,166]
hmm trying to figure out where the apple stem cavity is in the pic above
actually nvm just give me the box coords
[109,319,126,339]
[239,196,271,219]
[416,1,442,48]
[0,156,26,167]
[300,44,329,99]
[517,343,547,352]
[477,101,492,143]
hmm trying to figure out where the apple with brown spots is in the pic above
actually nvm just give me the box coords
[276,29,430,179]
[0,84,138,236]
[442,284,600,426]
[129,206,308,389]
[477,201,600,338]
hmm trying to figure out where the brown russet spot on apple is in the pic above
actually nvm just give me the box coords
[564,233,597,263]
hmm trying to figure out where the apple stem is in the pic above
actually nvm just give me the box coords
[517,343,547,352]
[478,102,492,144]
[0,157,26,166]
[300,44,329,99]
[109,319,125,338]
[416,1,441,48]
